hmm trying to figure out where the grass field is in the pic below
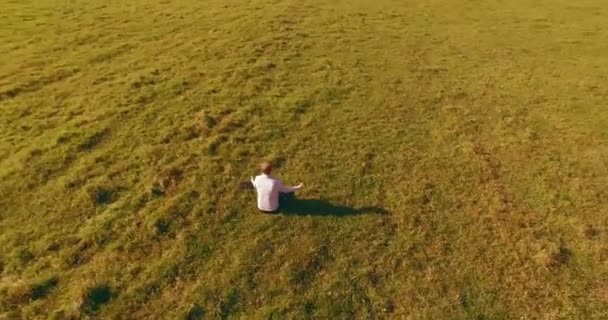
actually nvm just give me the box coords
[1,0,607,318]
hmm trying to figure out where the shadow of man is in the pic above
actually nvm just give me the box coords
[277,193,389,217]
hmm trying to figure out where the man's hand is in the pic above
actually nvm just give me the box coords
[295,182,304,189]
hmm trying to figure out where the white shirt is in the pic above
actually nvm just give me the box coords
[251,174,298,211]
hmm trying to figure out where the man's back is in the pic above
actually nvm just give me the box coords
[252,174,281,212]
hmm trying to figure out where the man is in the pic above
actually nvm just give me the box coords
[251,161,303,213]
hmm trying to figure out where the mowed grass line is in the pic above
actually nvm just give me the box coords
[1,0,607,318]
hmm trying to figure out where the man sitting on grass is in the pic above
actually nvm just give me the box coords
[251,161,303,213]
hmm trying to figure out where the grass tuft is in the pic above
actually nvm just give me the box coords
[78,284,113,315]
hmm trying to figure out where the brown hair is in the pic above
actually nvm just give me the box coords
[260,161,272,175]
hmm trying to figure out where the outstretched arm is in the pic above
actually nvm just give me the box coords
[279,181,304,193]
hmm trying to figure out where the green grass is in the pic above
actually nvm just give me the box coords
[1,0,607,318]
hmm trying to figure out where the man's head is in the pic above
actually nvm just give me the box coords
[260,161,272,175]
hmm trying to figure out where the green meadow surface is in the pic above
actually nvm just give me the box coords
[1,0,607,318]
